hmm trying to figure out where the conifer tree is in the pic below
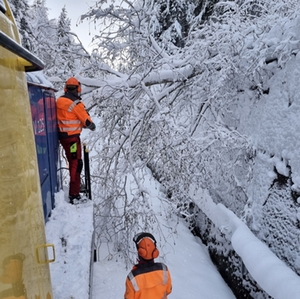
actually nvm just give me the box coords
[46,6,91,89]
[9,0,34,50]
[154,0,191,49]
[29,0,56,67]
[142,0,222,51]
[55,7,79,77]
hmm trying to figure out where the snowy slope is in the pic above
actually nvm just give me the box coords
[45,169,300,299]
[92,210,236,299]
[192,188,300,299]
[45,189,235,299]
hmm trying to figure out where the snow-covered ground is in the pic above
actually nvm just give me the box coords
[45,170,300,299]
[45,191,94,299]
[45,181,235,299]
[92,207,235,299]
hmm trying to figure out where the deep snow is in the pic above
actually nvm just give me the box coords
[45,170,300,299]
[45,179,236,299]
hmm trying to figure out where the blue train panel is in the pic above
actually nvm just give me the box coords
[27,72,60,221]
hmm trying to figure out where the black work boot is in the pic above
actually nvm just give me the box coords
[69,194,81,205]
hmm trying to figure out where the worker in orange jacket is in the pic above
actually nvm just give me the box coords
[125,232,172,299]
[56,77,96,204]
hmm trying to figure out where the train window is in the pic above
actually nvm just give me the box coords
[0,0,5,13]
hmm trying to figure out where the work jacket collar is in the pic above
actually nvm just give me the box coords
[63,91,81,102]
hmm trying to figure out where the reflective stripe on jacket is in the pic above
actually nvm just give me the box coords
[125,262,172,299]
[56,92,92,137]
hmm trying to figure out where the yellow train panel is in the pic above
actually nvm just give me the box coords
[0,1,53,299]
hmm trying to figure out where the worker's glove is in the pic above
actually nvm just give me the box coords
[88,122,96,131]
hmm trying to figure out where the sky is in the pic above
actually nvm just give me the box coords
[30,0,96,51]
[45,168,300,299]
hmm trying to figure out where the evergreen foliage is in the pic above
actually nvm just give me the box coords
[9,0,33,50]
[10,0,91,89]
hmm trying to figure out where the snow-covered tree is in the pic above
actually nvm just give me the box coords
[79,0,300,296]
[9,0,34,50]
[26,1,91,89]
[44,6,90,89]
[80,0,252,265]
[14,0,300,296]
[29,0,56,67]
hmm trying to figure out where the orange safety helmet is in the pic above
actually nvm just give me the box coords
[64,77,82,93]
[133,232,159,260]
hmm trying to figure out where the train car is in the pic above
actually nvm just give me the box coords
[27,72,60,222]
[0,0,55,298]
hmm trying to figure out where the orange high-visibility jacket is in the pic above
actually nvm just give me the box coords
[56,93,93,138]
[125,262,172,299]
